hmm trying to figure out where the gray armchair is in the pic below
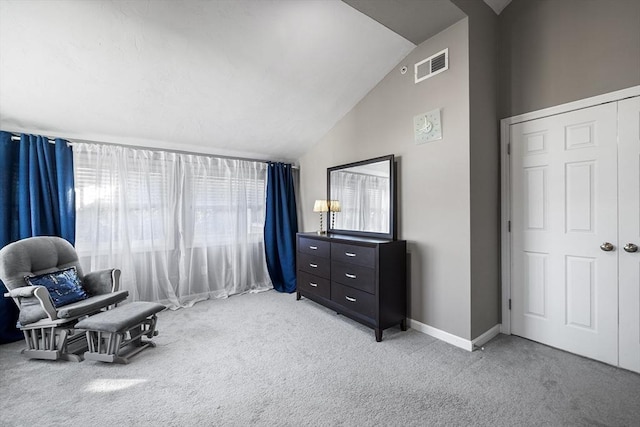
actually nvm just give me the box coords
[0,236,128,361]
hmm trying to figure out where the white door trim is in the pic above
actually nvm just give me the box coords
[500,85,640,335]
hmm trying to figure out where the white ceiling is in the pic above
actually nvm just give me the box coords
[0,0,470,162]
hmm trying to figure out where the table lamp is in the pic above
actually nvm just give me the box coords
[329,200,341,230]
[313,199,329,234]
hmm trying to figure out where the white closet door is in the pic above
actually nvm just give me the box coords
[510,102,619,365]
[619,96,640,374]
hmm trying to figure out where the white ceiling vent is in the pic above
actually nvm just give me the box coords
[414,48,449,84]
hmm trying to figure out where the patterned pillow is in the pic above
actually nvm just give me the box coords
[25,267,88,308]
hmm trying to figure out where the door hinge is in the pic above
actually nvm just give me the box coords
[507,143,511,155]
[508,220,511,232]
[508,299,511,310]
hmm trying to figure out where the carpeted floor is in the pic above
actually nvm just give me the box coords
[1,290,639,426]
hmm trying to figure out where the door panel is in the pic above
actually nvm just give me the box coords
[511,102,619,365]
[619,96,640,373]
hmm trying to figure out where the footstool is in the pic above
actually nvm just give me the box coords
[75,301,164,364]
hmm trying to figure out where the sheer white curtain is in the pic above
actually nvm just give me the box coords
[332,171,389,233]
[73,143,272,309]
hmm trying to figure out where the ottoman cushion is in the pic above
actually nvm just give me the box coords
[76,301,164,333]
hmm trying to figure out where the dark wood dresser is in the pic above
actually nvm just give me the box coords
[296,232,407,342]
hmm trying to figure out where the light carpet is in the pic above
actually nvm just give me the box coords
[1,290,639,426]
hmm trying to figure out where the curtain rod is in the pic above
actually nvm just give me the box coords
[7,132,299,168]
[10,134,56,143]
[69,137,300,169]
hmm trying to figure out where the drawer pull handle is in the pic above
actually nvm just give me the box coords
[309,263,318,268]
[345,252,356,257]
[345,273,356,279]
[345,296,357,302]
[309,246,318,250]
[309,282,318,287]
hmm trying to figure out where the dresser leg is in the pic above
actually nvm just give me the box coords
[375,328,382,342]
[296,291,301,301]
[400,319,407,331]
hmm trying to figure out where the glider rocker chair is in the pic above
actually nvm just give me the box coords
[0,236,128,361]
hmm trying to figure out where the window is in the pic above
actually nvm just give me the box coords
[73,143,271,308]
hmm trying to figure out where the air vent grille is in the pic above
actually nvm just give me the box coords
[415,48,449,83]
[431,52,447,72]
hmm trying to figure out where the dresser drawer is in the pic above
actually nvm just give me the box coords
[331,242,375,267]
[331,261,375,294]
[331,282,375,319]
[298,252,330,279]
[297,271,330,299]
[298,237,330,258]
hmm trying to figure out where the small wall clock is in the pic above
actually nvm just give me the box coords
[413,108,442,144]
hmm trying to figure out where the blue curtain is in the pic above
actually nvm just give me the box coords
[264,162,298,293]
[0,131,75,343]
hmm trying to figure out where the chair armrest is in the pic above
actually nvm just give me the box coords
[32,286,58,320]
[83,269,122,295]
[5,286,58,322]
[5,287,39,298]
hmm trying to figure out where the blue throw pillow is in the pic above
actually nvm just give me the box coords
[25,267,88,308]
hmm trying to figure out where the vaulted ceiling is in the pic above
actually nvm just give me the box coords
[0,0,501,162]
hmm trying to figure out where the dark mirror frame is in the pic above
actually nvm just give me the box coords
[327,154,396,240]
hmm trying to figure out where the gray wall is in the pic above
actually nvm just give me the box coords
[298,19,473,339]
[499,0,640,118]
[298,0,639,343]
[452,0,501,339]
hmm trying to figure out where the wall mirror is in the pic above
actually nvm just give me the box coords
[327,154,396,240]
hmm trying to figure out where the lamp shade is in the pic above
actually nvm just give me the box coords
[313,199,329,212]
[329,200,341,212]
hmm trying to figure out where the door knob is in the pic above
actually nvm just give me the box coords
[623,243,638,253]
[600,242,615,252]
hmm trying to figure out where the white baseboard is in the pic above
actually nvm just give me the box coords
[408,319,501,352]
[472,324,501,348]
